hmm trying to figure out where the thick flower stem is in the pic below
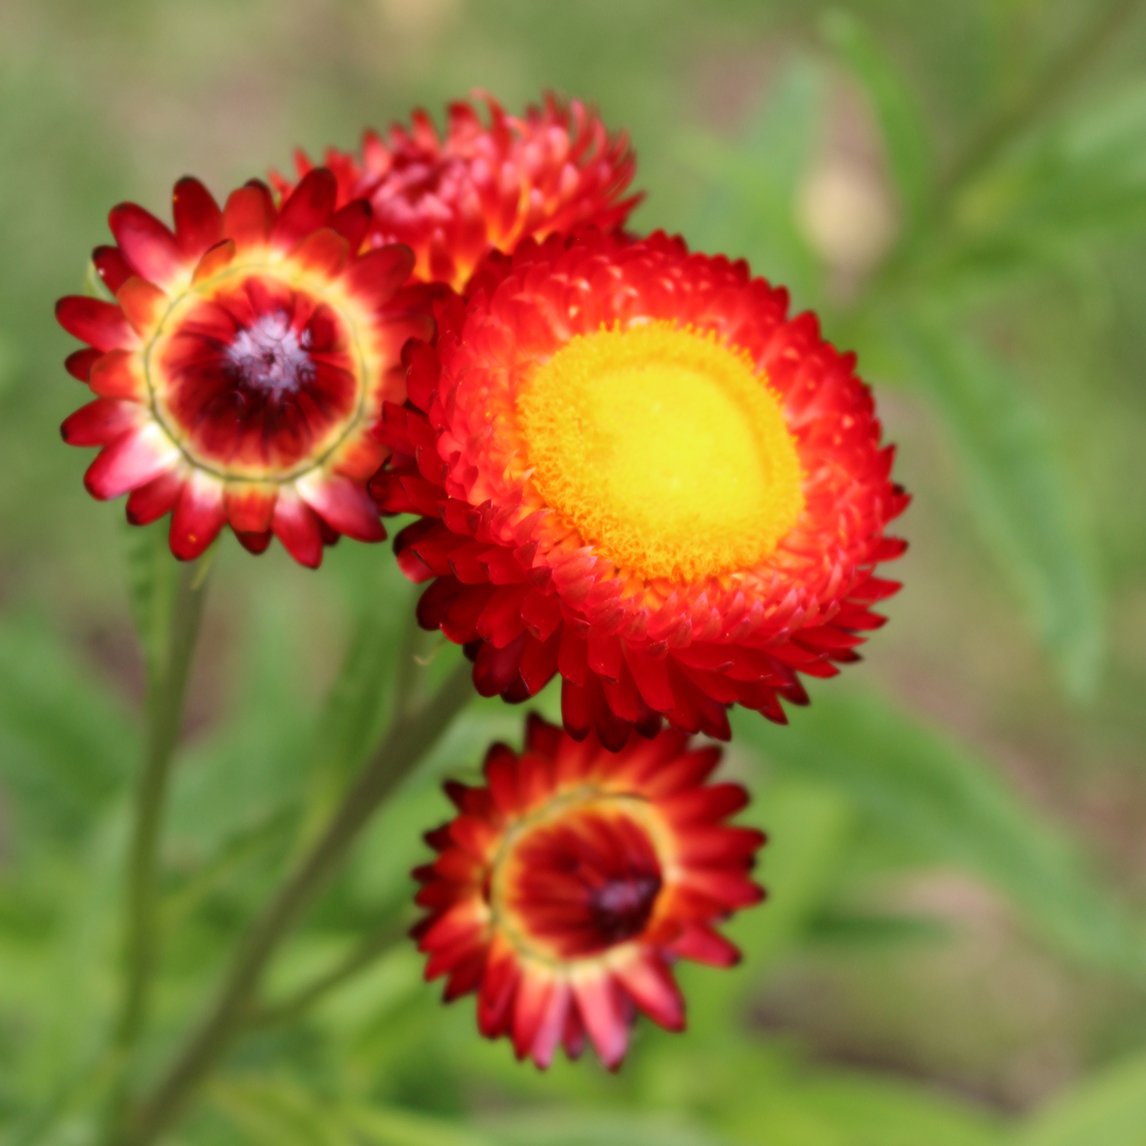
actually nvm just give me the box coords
[111,557,209,1095]
[115,659,474,1146]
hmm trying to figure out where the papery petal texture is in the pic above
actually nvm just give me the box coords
[374,230,908,742]
[58,170,431,566]
[273,92,641,291]
[413,714,765,1069]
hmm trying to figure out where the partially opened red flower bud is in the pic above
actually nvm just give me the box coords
[274,92,640,291]
[413,714,765,1069]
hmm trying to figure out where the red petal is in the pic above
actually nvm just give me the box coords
[116,277,168,335]
[330,199,372,250]
[297,474,384,542]
[272,167,336,247]
[224,485,276,534]
[61,398,138,446]
[222,182,275,249]
[84,427,175,500]
[56,296,134,351]
[172,177,223,255]
[511,970,554,1062]
[671,924,740,967]
[92,245,133,293]
[272,495,324,568]
[126,470,184,525]
[529,980,571,1069]
[615,955,685,1031]
[289,228,349,277]
[65,348,101,381]
[192,239,237,284]
[235,530,272,554]
[169,477,226,560]
[661,783,749,825]
[88,350,144,400]
[347,245,416,306]
[108,202,182,284]
[571,975,629,1070]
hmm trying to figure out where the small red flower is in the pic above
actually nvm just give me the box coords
[273,93,640,291]
[413,714,764,1069]
[374,231,908,745]
[57,170,428,566]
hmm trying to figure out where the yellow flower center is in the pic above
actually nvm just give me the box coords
[517,321,805,581]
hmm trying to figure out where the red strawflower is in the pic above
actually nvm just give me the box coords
[57,170,428,566]
[273,92,640,292]
[374,231,908,746]
[413,714,764,1069]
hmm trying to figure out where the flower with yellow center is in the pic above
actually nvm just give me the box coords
[413,714,765,1069]
[375,230,908,744]
[57,170,429,566]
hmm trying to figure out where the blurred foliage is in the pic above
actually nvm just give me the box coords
[3,0,1146,1143]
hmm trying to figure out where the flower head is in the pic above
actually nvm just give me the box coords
[413,714,764,1069]
[374,231,908,745]
[57,170,428,566]
[273,93,640,291]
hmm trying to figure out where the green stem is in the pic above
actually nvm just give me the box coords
[247,919,405,1031]
[110,557,208,1101]
[115,659,474,1146]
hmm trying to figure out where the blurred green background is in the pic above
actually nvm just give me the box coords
[3,0,1146,1143]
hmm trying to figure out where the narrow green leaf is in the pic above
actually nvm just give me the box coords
[210,1077,346,1146]
[739,1069,1003,1146]
[821,9,933,222]
[347,1103,499,1146]
[1016,1053,1146,1146]
[733,690,1140,977]
[897,321,1105,698]
[481,1111,731,1146]
[805,906,950,950]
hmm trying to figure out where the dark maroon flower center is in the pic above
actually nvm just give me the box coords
[154,275,360,476]
[505,806,663,959]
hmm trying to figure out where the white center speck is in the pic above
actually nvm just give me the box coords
[227,312,314,394]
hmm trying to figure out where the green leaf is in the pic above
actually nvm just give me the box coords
[733,690,1140,977]
[346,1103,499,1146]
[790,1072,1003,1146]
[1016,1053,1146,1146]
[481,1111,731,1146]
[896,320,1105,698]
[821,9,933,222]
[724,1068,1002,1146]
[645,1039,1001,1146]
[805,906,950,950]
[210,1077,347,1146]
